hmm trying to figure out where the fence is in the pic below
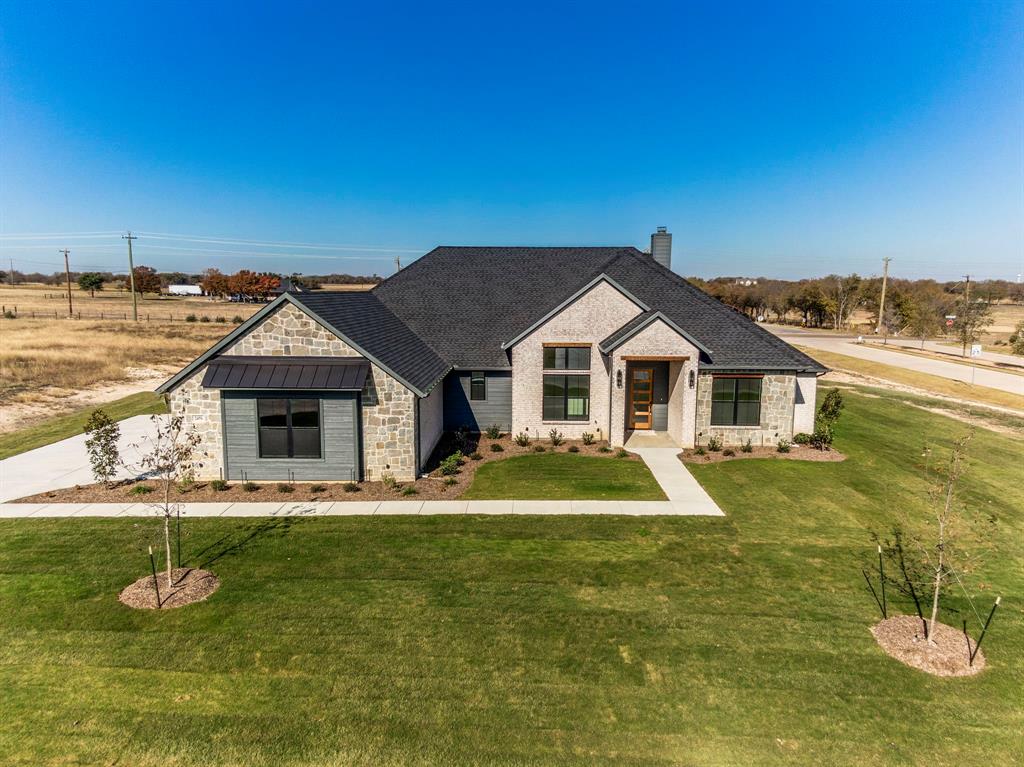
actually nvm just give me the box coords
[1,306,246,324]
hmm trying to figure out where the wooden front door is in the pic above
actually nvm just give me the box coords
[629,368,654,430]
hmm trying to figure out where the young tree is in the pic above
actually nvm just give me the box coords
[1008,320,1024,356]
[132,266,162,295]
[131,415,201,589]
[77,272,105,297]
[810,387,844,449]
[955,292,992,357]
[84,409,121,486]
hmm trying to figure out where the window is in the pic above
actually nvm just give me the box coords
[543,374,590,421]
[710,377,762,426]
[257,398,322,459]
[470,371,486,401]
[543,346,591,370]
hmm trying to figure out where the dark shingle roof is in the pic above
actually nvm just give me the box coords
[372,246,824,373]
[291,292,451,394]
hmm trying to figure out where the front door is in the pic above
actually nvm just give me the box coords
[629,368,654,430]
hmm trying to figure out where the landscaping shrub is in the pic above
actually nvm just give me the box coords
[615,448,629,459]
[452,427,471,452]
[129,484,154,496]
[176,479,196,494]
[793,432,812,445]
[242,481,259,492]
[231,315,244,323]
[740,438,753,453]
[443,476,458,487]
[439,452,463,476]
[490,443,504,452]
[199,315,211,323]
[723,448,735,457]
[485,424,502,440]
[777,439,792,453]
[514,432,530,446]
[210,479,229,492]
[469,451,483,461]
[548,429,564,446]
[567,445,579,453]
[581,432,595,445]
[533,445,546,453]
[381,473,397,490]
[277,483,294,493]
[811,387,844,450]
[597,445,612,453]
[309,483,327,494]
[343,481,359,493]
[400,485,418,496]
[695,446,706,456]
[707,436,722,452]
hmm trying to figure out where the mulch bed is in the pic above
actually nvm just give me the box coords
[16,433,638,503]
[118,567,220,610]
[871,614,985,677]
[679,444,846,464]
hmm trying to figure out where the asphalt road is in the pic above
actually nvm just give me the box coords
[765,325,1024,397]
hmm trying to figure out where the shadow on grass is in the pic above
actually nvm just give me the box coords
[191,517,301,570]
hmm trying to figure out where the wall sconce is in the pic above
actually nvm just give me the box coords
[616,369,623,388]
[688,370,696,389]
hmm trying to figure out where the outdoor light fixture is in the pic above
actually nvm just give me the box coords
[688,370,696,389]
[616,369,623,388]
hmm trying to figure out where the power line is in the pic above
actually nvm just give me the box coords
[135,231,424,252]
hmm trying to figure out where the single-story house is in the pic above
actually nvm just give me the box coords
[157,229,826,481]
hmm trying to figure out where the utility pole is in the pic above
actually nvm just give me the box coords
[8,259,14,286]
[875,257,891,337]
[123,232,139,321]
[60,249,73,317]
[961,274,971,357]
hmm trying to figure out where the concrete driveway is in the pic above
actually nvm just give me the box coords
[766,325,1024,396]
[0,415,165,503]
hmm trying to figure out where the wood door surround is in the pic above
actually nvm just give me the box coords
[628,367,654,430]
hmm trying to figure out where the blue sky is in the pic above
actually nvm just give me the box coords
[1,0,1021,280]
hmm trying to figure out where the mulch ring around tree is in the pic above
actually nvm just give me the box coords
[871,614,985,677]
[679,444,846,464]
[119,567,221,610]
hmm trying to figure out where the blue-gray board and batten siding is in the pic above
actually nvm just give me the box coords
[221,390,360,481]
[443,371,512,432]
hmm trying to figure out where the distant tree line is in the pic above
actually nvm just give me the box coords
[3,268,383,291]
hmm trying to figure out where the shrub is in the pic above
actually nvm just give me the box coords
[706,436,722,452]
[615,448,629,459]
[581,431,595,445]
[309,483,327,494]
[597,445,612,453]
[695,446,706,456]
[214,316,226,323]
[485,424,502,440]
[439,451,463,476]
[810,424,834,450]
[232,315,244,323]
[740,438,753,453]
[381,473,397,489]
[451,426,471,452]
[723,448,735,457]
[84,409,120,486]
[490,443,504,453]
[277,483,294,493]
[343,481,359,493]
[176,479,196,494]
[129,484,154,495]
[469,451,483,461]
[184,313,197,322]
[777,439,792,453]
[199,315,211,323]
[210,479,229,492]
[810,388,844,450]
[793,432,812,445]
[514,432,530,446]
[533,445,546,453]
[400,485,418,496]
[548,429,564,446]
[242,481,259,492]
[443,476,458,487]
[567,445,579,453]
[3,309,15,319]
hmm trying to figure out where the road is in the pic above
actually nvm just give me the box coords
[765,325,1024,397]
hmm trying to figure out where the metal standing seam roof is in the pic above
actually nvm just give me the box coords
[201,357,370,390]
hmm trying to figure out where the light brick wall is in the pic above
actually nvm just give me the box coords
[694,372,796,447]
[511,281,643,441]
[793,373,817,434]
[609,319,699,447]
[168,302,418,481]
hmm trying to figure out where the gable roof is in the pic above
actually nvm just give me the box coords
[156,293,450,397]
[598,310,713,356]
[373,246,825,373]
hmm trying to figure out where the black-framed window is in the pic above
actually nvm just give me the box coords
[710,377,762,426]
[257,398,322,458]
[470,371,486,401]
[543,374,590,421]
[543,346,591,370]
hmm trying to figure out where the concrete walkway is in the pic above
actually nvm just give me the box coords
[631,447,723,511]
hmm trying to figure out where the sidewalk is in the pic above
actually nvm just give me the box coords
[0,498,724,517]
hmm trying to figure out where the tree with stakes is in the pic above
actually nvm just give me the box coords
[129,414,201,589]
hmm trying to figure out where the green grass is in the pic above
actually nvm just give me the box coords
[461,451,667,500]
[0,391,167,459]
[1,391,1021,766]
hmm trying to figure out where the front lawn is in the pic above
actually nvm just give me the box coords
[461,451,667,500]
[0,389,1021,766]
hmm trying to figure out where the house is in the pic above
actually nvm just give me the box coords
[156,229,826,481]
[269,276,307,296]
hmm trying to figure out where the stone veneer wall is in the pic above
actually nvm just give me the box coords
[694,372,796,447]
[511,281,643,441]
[168,302,418,481]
